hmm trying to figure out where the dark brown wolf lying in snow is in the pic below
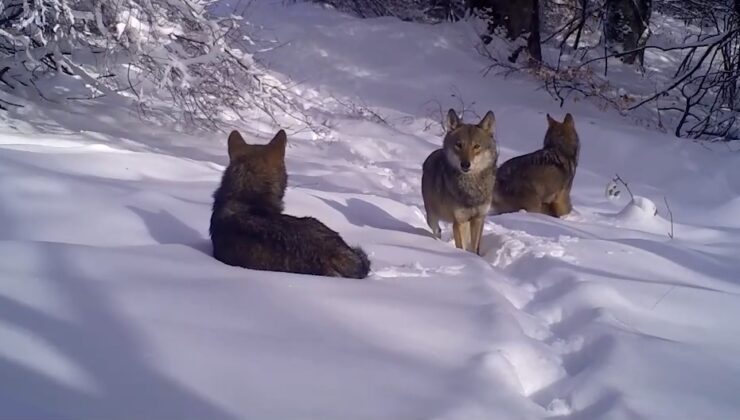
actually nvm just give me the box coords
[210,129,370,279]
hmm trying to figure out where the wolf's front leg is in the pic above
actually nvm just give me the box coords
[453,221,472,251]
[469,216,486,255]
[452,221,464,250]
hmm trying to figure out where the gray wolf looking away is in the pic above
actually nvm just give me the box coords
[492,113,580,218]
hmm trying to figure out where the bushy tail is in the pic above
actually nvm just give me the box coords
[332,246,371,279]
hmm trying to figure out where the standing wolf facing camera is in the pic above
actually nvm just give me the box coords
[492,113,580,218]
[210,129,370,279]
[422,109,497,255]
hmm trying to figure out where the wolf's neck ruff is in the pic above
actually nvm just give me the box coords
[213,163,286,216]
[443,159,496,207]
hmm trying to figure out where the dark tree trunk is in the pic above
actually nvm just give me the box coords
[470,0,534,40]
[471,0,541,63]
[605,0,652,65]
[572,0,588,50]
[527,0,542,63]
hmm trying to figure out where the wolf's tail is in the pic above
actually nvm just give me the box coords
[333,246,371,279]
[488,189,502,215]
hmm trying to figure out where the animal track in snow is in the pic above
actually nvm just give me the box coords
[483,224,578,268]
[478,224,626,415]
[372,262,465,278]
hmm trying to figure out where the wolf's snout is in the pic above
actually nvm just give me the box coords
[460,161,471,172]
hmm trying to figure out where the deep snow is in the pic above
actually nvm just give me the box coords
[1,1,740,419]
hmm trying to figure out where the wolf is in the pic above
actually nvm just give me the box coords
[492,113,580,217]
[209,129,371,279]
[421,109,497,255]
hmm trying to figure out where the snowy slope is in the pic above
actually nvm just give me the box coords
[2,1,740,419]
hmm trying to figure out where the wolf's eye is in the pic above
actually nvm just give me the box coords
[473,144,481,150]
[455,142,462,149]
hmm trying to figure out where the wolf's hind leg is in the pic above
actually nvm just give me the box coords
[426,212,442,239]
[550,189,573,217]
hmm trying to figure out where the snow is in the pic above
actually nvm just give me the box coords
[2,1,740,419]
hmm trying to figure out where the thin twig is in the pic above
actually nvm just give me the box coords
[613,173,634,200]
[663,197,674,239]
[651,285,677,310]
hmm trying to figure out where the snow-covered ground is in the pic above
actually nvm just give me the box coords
[2,1,740,419]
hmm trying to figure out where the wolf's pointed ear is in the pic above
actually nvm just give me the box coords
[478,110,495,132]
[563,113,575,127]
[227,130,249,162]
[267,129,287,160]
[546,114,556,127]
[447,109,461,131]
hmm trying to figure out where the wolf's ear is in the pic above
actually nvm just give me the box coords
[227,130,249,162]
[546,114,556,127]
[563,113,575,127]
[267,129,287,160]
[478,110,495,132]
[447,109,461,131]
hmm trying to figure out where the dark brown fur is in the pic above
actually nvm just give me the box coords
[492,113,580,217]
[210,130,370,279]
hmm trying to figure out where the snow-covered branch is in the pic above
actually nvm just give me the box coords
[0,0,284,128]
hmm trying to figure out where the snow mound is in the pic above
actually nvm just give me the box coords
[616,196,658,220]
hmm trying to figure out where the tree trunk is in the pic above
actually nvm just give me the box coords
[572,0,588,50]
[471,0,541,63]
[605,0,652,65]
[527,0,542,63]
[470,0,534,40]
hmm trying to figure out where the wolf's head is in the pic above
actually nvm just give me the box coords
[215,129,288,213]
[443,109,497,174]
[543,113,580,161]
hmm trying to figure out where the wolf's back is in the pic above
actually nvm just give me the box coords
[210,206,370,279]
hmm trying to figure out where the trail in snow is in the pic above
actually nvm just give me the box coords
[244,3,740,417]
